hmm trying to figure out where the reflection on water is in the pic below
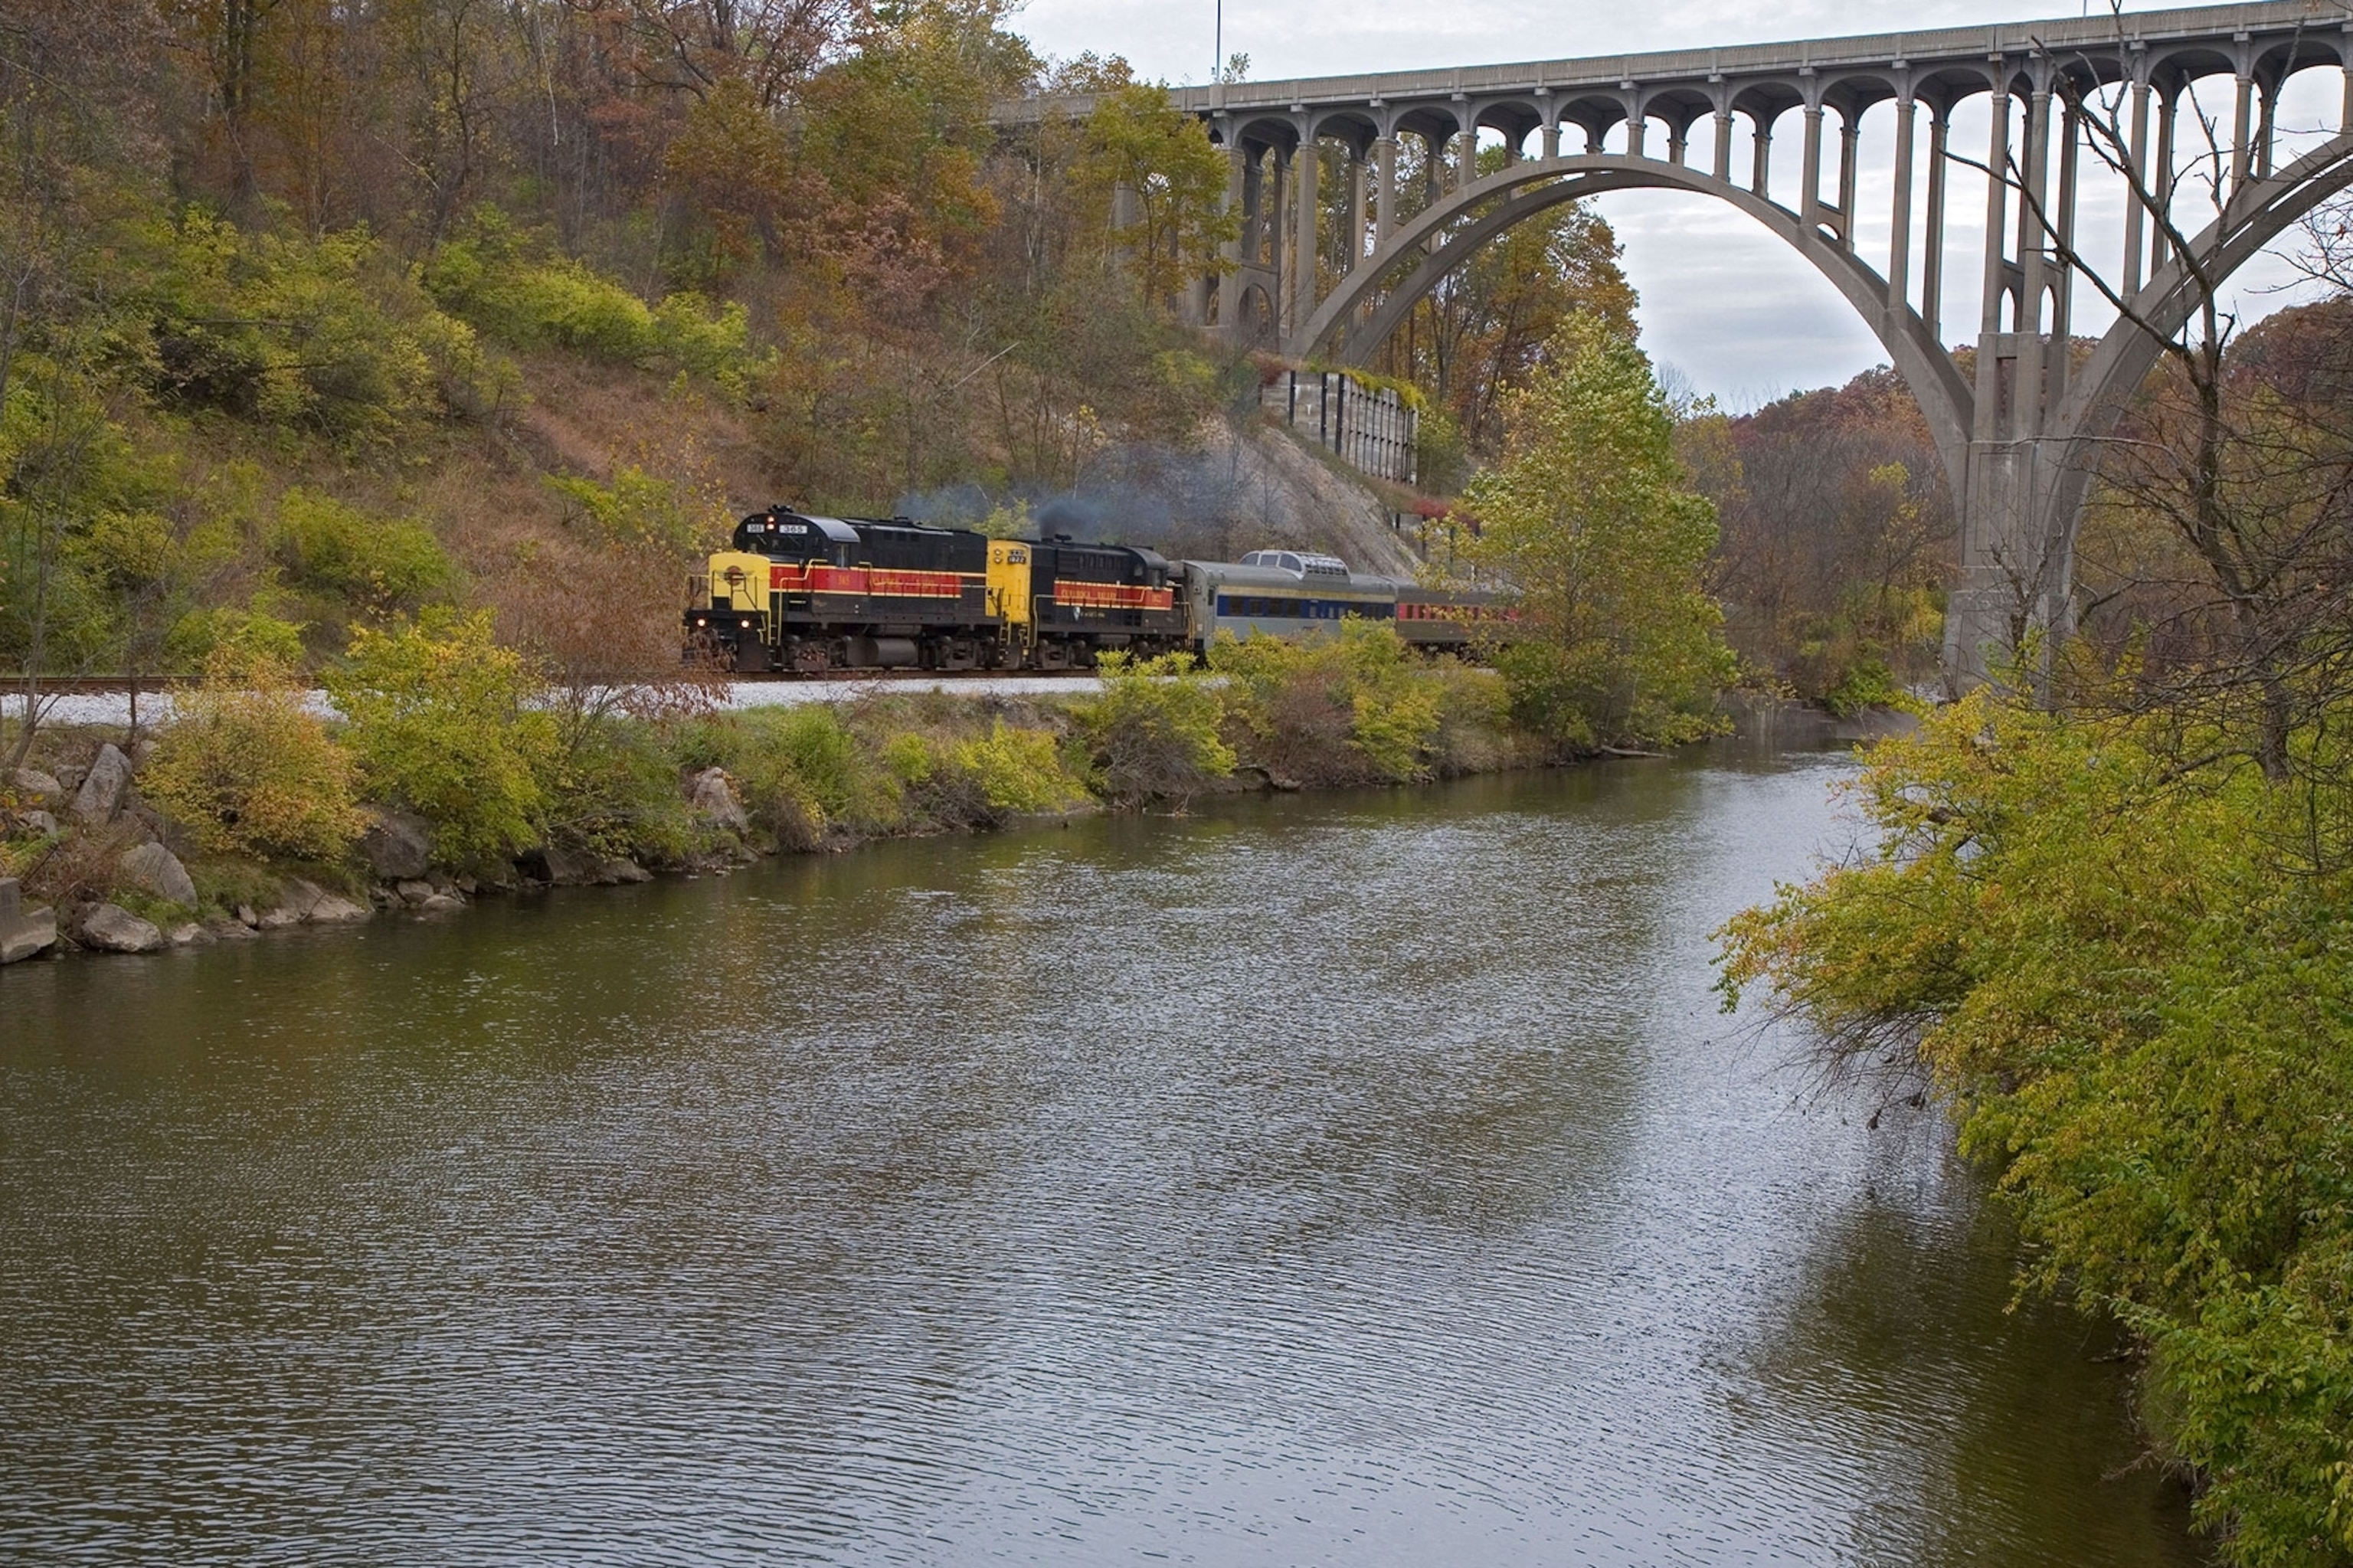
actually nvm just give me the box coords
[0,745,2201,1565]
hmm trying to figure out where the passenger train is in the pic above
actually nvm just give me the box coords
[687,506,1509,673]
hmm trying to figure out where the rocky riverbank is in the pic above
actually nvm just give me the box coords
[2,627,1566,967]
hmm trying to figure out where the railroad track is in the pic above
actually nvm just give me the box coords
[20,668,1108,697]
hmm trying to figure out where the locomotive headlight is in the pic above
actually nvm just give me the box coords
[695,617,708,627]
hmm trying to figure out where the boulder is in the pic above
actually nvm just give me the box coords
[277,877,326,920]
[71,744,133,823]
[254,905,304,930]
[10,768,61,800]
[308,893,371,924]
[118,843,198,909]
[76,902,165,954]
[51,763,86,794]
[516,843,597,886]
[360,810,433,882]
[8,809,57,839]
[0,879,57,964]
[686,768,750,833]
[595,856,653,885]
[394,879,436,905]
[168,922,208,946]
[415,893,466,915]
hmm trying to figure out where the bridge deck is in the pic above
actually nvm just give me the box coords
[996,0,2342,121]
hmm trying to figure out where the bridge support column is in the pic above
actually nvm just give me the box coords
[1219,143,1253,341]
[1542,120,1560,161]
[2124,75,2151,294]
[1373,135,1397,242]
[1712,110,1732,180]
[1291,141,1318,338]
[1836,114,1859,244]
[1800,104,1824,232]
[1347,152,1366,273]
[1889,93,1914,318]
[1924,106,1948,339]
[1948,406,2074,690]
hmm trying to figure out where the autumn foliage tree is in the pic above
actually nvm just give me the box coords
[1461,315,1732,748]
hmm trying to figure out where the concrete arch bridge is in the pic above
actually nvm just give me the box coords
[1003,2,2353,686]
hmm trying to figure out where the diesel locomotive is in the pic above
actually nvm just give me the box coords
[686,506,1507,673]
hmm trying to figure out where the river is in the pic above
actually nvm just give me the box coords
[0,738,2201,1566]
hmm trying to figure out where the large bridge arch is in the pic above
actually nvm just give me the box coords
[1290,155,1976,500]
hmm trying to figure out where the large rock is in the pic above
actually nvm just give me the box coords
[0,879,57,964]
[360,810,434,882]
[10,768,61,800]
[118,842,198,908]
[8,809,57,840]
[308,892,371,924]
[595,857,653,885]
[71,744,133,823]
[76,902,165,954]
[686,768,749,833]
[277,877,327,919]
[517,844,596,885]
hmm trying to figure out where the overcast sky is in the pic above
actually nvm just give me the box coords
[1010,0,2335,407]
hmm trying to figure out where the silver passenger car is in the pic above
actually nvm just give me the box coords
[1179,548,1508,650]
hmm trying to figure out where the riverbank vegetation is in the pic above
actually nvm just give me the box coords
[1,618,1547,948]
[1721,267,2353,1563]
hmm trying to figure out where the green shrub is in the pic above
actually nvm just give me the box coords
[1078,650,1234,807]
[1209,621,1446,784]
[541,718,695,863]
[146,211,483,442]
[325,608,555,866]
[164,605,308,669]
[951,719,1085,814]
[274,489,455,617]
[141,649,365,862]
[424,208,751,390]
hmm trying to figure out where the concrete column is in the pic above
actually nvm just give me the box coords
[1712,110,1733,179]
[1373,135,1398,243]
[1268,149,1286,326]
[2017,86,2051,436]
[1542,119,1560,161]
[2123,77,2151,295]
[1346,152,1366,273]
[1800,104,1824,230]
[2255,80,2276,178]
[1291,139,1319,336]
[1626,111,1646,159]
[2231,69,2253,198]
[1837,115,1860,244]
[2155,86,2177,272]
[1751,118,1772,195]
[1424,131,1442,207]
[2050,97,2080,406]
[1452,129,1474,190]
[1980,84,2009,342]
[1667,121,1687,166]
[1924,106,1948,341]
[1232,143,1252,336]
[1890,93,1915,316]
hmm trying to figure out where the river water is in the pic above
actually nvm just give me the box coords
[0,740,2201,1566]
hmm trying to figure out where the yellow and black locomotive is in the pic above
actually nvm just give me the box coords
[686,506,1507,672]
